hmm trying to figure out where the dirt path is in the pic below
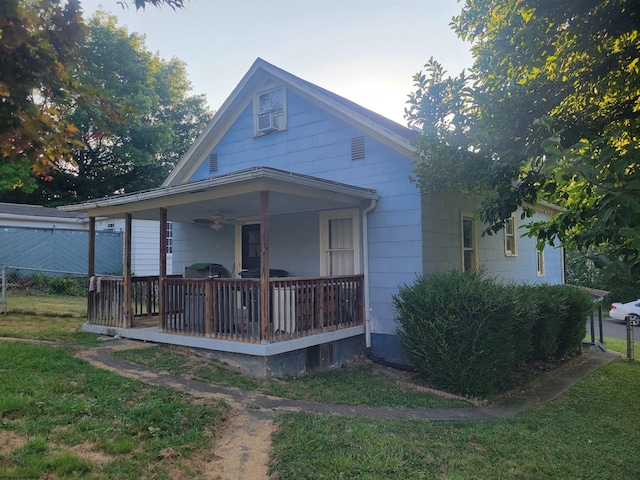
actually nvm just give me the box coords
[77,342,274,480]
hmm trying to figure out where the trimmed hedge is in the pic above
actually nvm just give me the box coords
[393,270,592,397]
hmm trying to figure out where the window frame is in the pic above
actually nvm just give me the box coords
[536,249,545,277]
[319,208,360,276]
[165,221,173,255]
[253,85,287,136]
[461,213,477,272]
[504,214,518,257]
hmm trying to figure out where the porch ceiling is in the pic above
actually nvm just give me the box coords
[61,167,379,222]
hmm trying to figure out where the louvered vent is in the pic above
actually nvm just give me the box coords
[209,153,218,172]
[351,136,365,161]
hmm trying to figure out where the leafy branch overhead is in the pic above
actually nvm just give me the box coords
[406,0,640,273]
[1,9,210,206]
[0,0,189,196]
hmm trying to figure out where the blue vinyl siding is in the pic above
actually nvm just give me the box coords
[187,89,422,341]
[181,84,562,365]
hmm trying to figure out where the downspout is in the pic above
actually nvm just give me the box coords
[362,198,377,353]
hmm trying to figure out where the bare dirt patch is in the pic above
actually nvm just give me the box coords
[0,430,27,456]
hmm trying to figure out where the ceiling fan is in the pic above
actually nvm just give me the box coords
[192,211,235,230]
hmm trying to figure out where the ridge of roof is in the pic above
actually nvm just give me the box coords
[162,58,417,187]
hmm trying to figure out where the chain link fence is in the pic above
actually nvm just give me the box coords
[1,265,88,317]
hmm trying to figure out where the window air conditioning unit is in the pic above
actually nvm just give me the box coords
[257,112,280,133]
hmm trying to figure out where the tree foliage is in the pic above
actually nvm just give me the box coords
[406,0,640,274]
[0,0,187,196]
[1,10,210,205]
[0,0,86,192]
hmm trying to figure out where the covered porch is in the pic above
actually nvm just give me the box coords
[67,167,378,376]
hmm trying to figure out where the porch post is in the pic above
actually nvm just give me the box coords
[87,217,96,322]
[123,213,133,328]
[159,208,167,331]
[88,217,96,278]
[259,190,270,342]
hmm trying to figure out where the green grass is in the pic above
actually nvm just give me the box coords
[115,347,471,408]
[269,359,640,479]
[0,341,230,479]
[4,293,87,317]
[0,313,99,346]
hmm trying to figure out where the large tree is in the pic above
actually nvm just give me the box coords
[1,10,210,205]
[406,0,640,274]
[0,0,187,195]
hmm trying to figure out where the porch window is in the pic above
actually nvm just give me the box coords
[242,224,261,269]
[166,221,173,254]
[254,85,286,136]
[536,249,545,277]
[320,209,360,276]
[504,214,517,256]
[462,214,476,272]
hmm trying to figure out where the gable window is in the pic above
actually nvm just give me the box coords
[536,249,545,277]
[254,86,286,136]
[504,214,517,256]
[462,214,476,272]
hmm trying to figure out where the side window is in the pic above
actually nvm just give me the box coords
[536,249,545,277]
[504,215,517,256]
[462,214,477,272]
[254,86,286,136]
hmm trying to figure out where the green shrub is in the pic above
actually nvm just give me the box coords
[393,269,518,397]
[528,285,566,361]
[393,272,592,398]
[30,272,87,297]
[557,286,592,357]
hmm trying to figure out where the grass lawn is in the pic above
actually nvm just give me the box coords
[269,359,640,479]
[0,313,97,345]
[2,312,638,479]
[3,293,87,317]
[115,347,470,409]
[0,341,229,479]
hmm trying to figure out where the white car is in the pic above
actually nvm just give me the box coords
[609,300,640,326]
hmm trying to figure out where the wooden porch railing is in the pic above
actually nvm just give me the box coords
[88,274,364,343]
[87,276,125,326]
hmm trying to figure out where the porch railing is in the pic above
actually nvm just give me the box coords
[88,274,364,343]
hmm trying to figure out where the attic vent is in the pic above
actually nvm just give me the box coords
[209,153,218,172]
[351,136,365,161]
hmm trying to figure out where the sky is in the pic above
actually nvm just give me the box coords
[80,0,474,125]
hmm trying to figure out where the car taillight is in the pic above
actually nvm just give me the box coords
[611,305,617,309]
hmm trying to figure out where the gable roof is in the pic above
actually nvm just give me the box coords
[163,58,417,187]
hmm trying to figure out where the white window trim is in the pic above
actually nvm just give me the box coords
[504,214,518,257]
[253,84,287,137]
[536,249,545,277]
[319,208,360,276]
[461,212,477,272]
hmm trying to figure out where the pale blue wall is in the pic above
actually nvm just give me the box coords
[172,223,235,276]
[187,89,422,344]
[421,192,564,285]
[183,86,567,365]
